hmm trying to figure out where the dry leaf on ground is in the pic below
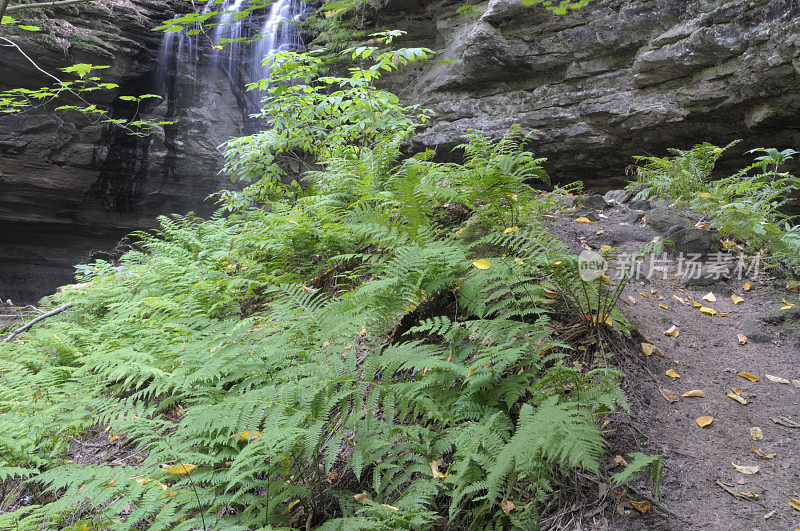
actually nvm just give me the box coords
[731,462,759,475]
[630,499,651,514]
[765,374,789,384]
[743,281,754,291]
[700,306,717,315]
[664,325,679,337]
[752,447,775,459]
[732,294,744,304]
[500,499,516,515]
[575,217,593,223]
[665,369,680,379]
[660,387,680,403]
[696,416,713,427]
[353,492,370,504]
[749,427,763,440]
[789,498,800,511]
[641,342,663,356]
[772,416,800,428]
[716,480,745,499]
[682,389,705,398]
[727,393,747,405]
[736,372,760,382]
[430,460,445,479]
[702,292,716,302]
[738,333,748,345]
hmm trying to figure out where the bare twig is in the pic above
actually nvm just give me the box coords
[5,0,94,14]
[2,303,73,343]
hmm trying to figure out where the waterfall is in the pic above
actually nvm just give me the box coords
[153,0,306,134]
[155,0,306,93]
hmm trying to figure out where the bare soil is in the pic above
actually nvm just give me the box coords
[548,197,800,530]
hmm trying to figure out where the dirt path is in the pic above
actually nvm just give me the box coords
[551,193,800,530]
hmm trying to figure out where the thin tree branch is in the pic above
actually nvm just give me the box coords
[5,0,94,14]
[2,303,73,343]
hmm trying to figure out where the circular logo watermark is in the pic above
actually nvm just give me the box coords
[578,250,608,282]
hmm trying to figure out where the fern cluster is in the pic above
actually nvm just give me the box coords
[0,46,660,530]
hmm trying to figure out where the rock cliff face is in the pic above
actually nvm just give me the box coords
[0,0,246,302]
[377,0,800,183]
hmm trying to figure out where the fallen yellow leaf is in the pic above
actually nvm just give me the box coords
[500,499,516,516]
[727,392,747,405]
[163,463,196,475]
[575,217,593,223]
[696,416,713,427]
[641,342,664,356]
[672,295,685,304]
[691,299,702,308]
[743,281,754,291]
[789,498,800,511]
[682,389,705,398]
[700,306,717,315]
[504,226,519,233]
[738,333,748,345]
[700,192,711,197]
[513,257,523,265]
[630,499,651,514]
[659,303,669,309]
[739,491,759,499]
[108,433,120,443]
[736,372,760,382]
[601,245,612,251]
[665,369,680,379]
[781,305,794,310]
[381,504,399,511]
[473,259,491,270]
[732,294,744,304]
[765,374,789,384]
[787,283,799,291]
[731,462,759,475]
[702,292,716,302]
[664,325,679,337]
[721,240,738,249]
[628,295,638,305]
[749,427,763,440]
[542,288,558,299]
[641,291,650,298]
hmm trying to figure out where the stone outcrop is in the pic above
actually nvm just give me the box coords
[376,0,800,184]
[0,0,245,302]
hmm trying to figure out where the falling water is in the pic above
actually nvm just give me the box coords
[155,0,306,96]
